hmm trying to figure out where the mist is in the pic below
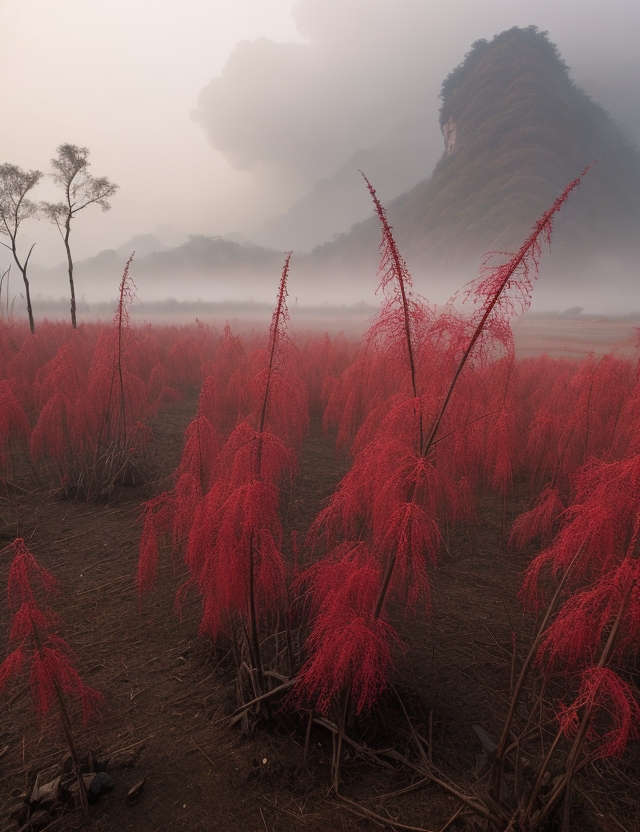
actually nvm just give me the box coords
[2,0,639,314]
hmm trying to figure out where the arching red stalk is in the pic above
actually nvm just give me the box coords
[303,169,592,726]
[361,172,424,449]
[377,168,591,618]
[422,165,592,459]
[256,252,292,473]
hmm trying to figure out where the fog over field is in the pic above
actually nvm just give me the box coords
[1,0,639,314]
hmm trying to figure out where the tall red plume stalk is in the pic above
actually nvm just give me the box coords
[195,254,302,693]
[297,169,590,786]
[86,254,152,497]
[0,539,102,816]
[138,255,307,710]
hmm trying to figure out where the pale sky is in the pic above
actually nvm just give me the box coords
[2,0,639,272]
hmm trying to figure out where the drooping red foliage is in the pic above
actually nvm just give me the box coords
[28,639,103,724]
[509,487,565,551]
[198,479,286,640]
[218,422,297,492]
[301,169,591,720]
[7,537,58,608]
[0,539,102,724]
[521,453,640,607]
[556,666,640,759]
[137,255,305,695]
[0,647,24,692]
[535,540,640,672]
[510,446,640,779]
[376,501,440,612]
[175,415,220,493]
[193,257,298,646]
[296,542,402,713]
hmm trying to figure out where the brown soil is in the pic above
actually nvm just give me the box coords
[1,391,638,832]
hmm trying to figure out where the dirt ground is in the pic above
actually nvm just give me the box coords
[1,336,639,831]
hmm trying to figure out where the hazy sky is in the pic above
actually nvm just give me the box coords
[2,0,639,272]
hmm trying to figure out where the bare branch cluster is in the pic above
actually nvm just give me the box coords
[43,143,118,225]
[0,163,43,333]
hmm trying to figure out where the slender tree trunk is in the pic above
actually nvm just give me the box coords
[19,266,35,334]
[64,219,76,329]
[6,238,36,333]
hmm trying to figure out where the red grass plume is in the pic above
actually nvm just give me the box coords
[197,480,286,641]
[521,453,640,608]
[303,168,592,722]
[175,415,220,493]
[195,257,296,653]
[296,542,401,713]
[509,487,565,551]
[421,165,592,458]
[0,539,102,723]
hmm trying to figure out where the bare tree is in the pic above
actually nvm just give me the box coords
[42,144,118,328]
[0,164,42,333]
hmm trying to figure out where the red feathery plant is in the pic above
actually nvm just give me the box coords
[298,168,590,791]
[0,539,102,816]
[492,451,640,825]
[297,177,436,787]
[508,348,635,556]
[138,256,306,715]
[195,255,301,695]
[86,255,152,497]
[136,414,222,598]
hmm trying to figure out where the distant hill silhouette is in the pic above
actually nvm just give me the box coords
[30,235,287,305]
[306,26,640,307]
